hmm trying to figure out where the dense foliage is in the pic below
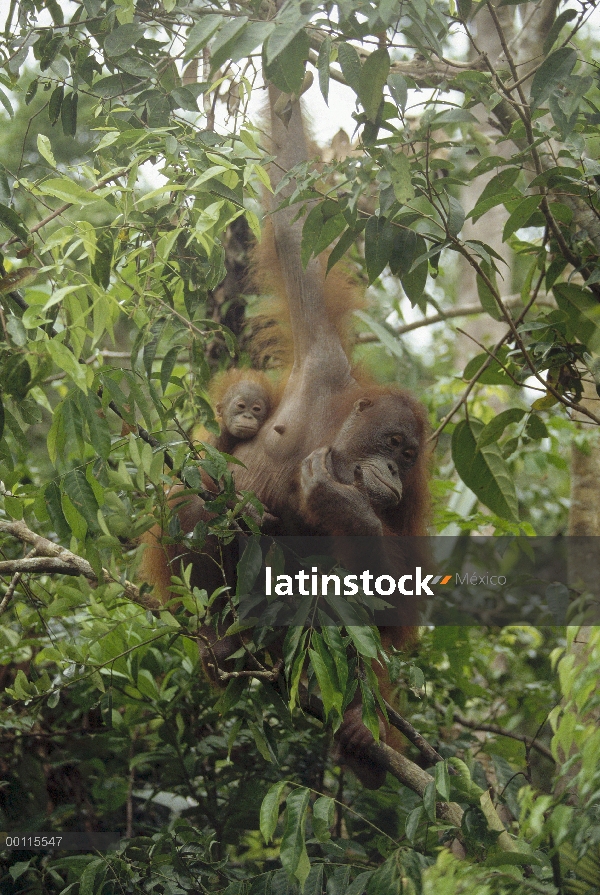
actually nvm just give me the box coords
[0,0,599,892]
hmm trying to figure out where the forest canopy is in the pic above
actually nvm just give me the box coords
[0,1,599,893]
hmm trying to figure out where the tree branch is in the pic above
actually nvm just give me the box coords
[1,168,130,249]
[384,699,445,765]
[298,686,464,824]
[0,519,159,611]
[355,297,555,343]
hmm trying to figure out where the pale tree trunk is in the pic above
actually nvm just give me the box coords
[460,1,600,732]
[456,2,515,356]
[567,382,600,647]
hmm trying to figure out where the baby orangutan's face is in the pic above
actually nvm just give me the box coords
[218,383,270,439]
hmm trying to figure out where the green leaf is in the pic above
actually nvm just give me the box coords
[280,788,311,886]
[248,720,275,763]
[301,205,326,266]
[62,396,85,456]
[210,17,249,71]
[61,492,87,540]
[543,8,577,55]
[389,228,417,277]
[266,2,312,67]
[402,239,428,304]
[228,21,275,65]
[477,408,525,448]
[5,357,31,399]
[447,195,465,236]
[104,23,147,58]
[367,859,402,895]
[263,30,309,95]
[0,88,13,119]
[261,781,287,844]
[503,195,542,241]
[469,190,521,224]
[346,625,379,659]
[358,47,389,121]
[289,648,307,712]
[451,419,519,521]
[90,230,114,289]
[0,394,4,442]
[435,761,451,801]
[530,47,577,110]
[467,168,520,220]
[309,648,339,720]
[477,167,520,200]
[554,283,600,351]
[117,53,156,79]
[409,665,425,690]
[388,73,407,113]
[78,393,111,460]
[354,310,404,359]
[214,676,246,715]
[160,345,180,394]
[205,177,243,207]
[39,34,64,71]
[136,668,159,699]
[185,15,224,59]
[312,796,334,842]
[46,0,64,25]
[304,865,326,895]
[525,415,548,440]
[0,203,29,242]
[457,0,472,19]
[326,225,359,273]
[63,468,100,528]
[236,537,263,596]
[48,85,64,126]
[337,42,361,92]
[348,872,374,895]
[317,37,331,103]
[37,134,56,167]
[320,625,348,695]
[38,178,99,206]
[46,339,88,392]
[405,806,423,843]
[364,215,394,283]
[61,92,78,137]
[25,78,39,106]
[312,213,347,258]
[12,669,34,700]
[423,778,437,822]
[389,153,414,205]
[79,858,103,895]
[476,260,502,320]
[359,677,380,740]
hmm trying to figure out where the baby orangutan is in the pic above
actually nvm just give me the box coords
[210,368,276,453]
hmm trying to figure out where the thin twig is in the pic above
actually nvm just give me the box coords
[448,706,553,761]
[455,327,542,391]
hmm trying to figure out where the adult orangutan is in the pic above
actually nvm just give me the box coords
[141,85,429,789]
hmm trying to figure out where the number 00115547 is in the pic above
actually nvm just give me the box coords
[2,832,119,850]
